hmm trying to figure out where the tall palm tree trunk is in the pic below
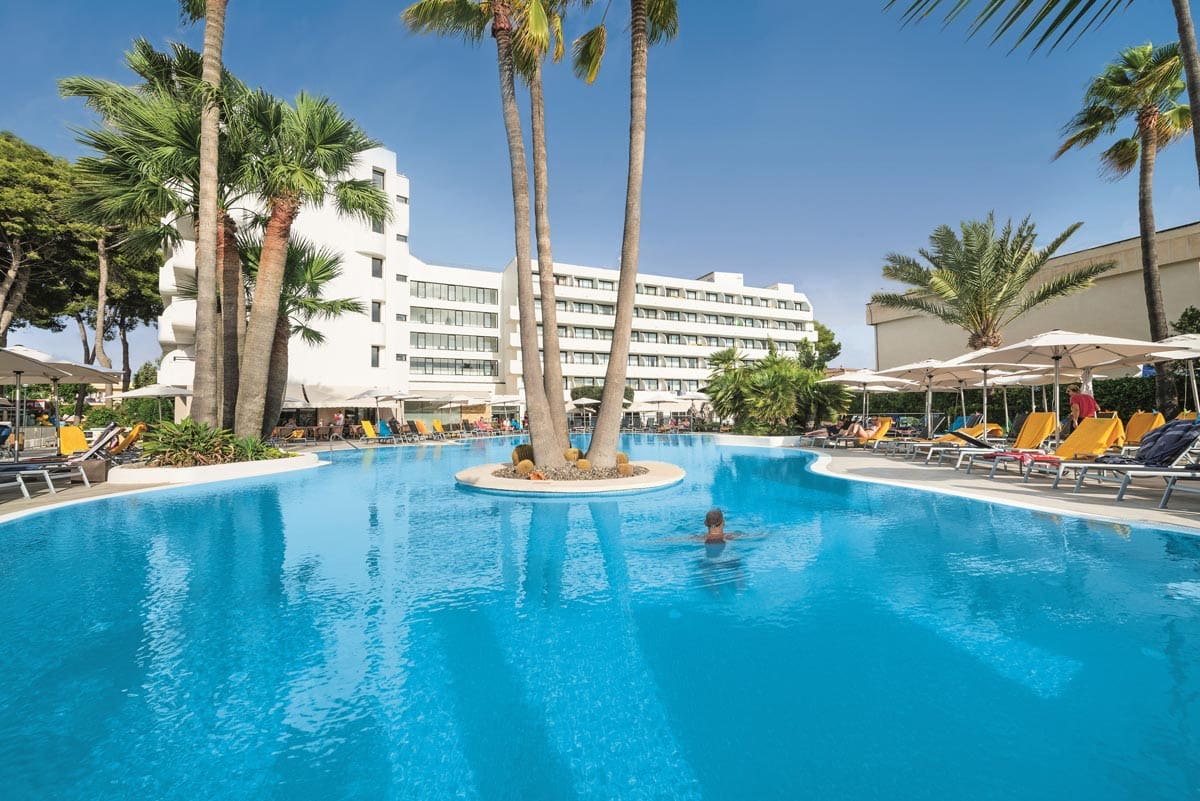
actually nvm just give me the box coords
[191,0,228,426]
[587,0,649,469]
[219,214,240,429]
[1171,0,1200,190]
[530,60,569,449]
[493,4,564,468]
[1136,108,1180,417]
[235,197,298,438]
[93,236,112,368]
[118,315,132,391]
[262,315,290,439]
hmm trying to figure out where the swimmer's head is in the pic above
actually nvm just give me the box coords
[705,509,725,530]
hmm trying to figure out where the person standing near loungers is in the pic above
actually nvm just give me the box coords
[1065,384,1098,436]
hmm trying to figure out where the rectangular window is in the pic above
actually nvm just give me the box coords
[577,278,594,289]
[666,288,680,298]
[396,274,407,282]
[371,257,383,278]
[724,295,735,304]
[409,307,498,328]
[598,304,614,315]
[574,302,595,314]
[371,217,384,234]
[598,328,613,340]
[686,290,697,300]
[396,194,408,205]
[372,169,386,190]
[409,281,497,305]
[396,233,408,243]
[395,313,407,322]
[370,346,381,368]
[576,327,594,339]
[395,353,407,362]
[410,357,499,376]
[371,301,382,322]
[408,332,499,352]
[599,280,615,291]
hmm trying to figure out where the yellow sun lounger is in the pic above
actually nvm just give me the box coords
[959,412,1058,471]
[58,426,89,456]
[1122,411,1164,452]
[987,416,1120,483]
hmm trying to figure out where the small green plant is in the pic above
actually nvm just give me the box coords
[141,419,287,467]
[515,459,536,476]
[512,443,534,465]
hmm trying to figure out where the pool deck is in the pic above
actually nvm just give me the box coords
[805,446,1200,532]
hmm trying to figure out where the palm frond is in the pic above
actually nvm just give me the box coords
[572,24,607,84]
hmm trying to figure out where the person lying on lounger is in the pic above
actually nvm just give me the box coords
[802,416,852,438]
[841,417,882,441]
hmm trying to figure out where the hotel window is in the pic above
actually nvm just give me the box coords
[706,293,719,302]
[743,297,754,305]
[558,325,568,337]
[371,217,384,234]
[666,288,680,298]
[598,304,614,315]
[556,274,570,286]
[599,280,615,291]
[799,301,811,312]
[574,302,595,314]
[667,334,682,345]
[410,357,499,376]
[705,314,719,324]
[576,327,594,339]
[410,332,499,352]
[410,281,498,305]
[642,379,660,390]
[724,294,735,304]
[687,336,698,345]
[626,378,639,389]
[395,353,407,362]
[396,233,408,243]
[598,328,613,340]
[685,313,697,322]
[685,380,700,392]
[396,194,408,205]
[575,352,596,365]
[577,278,594,289]
[665,311,681,321]
[645,332,659,343]
[557,300,568,311]
[371,301,382,322]
[665,379,682,392]
[395,313,407,322]
[396,274,407,282]
[370,346,381,367]
[685,358,700,368]
[560,351,570,363]
[410,307,498,328]
[686,290,697,300]
[722,316,735,325]
[371,257,383,278]
[372,168,386,190]
[664,357,682,368]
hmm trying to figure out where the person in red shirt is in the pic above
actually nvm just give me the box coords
[1066,384,1099,434]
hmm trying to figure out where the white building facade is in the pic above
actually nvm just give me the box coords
[156,147,818,411]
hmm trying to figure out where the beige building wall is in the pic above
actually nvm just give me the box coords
[866,222,1200,369]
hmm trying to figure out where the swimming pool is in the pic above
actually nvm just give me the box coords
[2,436,1198,800]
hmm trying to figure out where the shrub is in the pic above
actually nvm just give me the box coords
[576,458,591,471]
[565,447,582,462]
[617,463,634,477]
[516,459,536,476]
[141,419,287,467]
[512,443,534,465]
[615,452,629,465]
[82,405,122,428]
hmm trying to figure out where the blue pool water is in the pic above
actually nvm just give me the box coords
[2,436,1199,800]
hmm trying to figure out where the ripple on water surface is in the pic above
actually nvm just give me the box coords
[1,435,1198,800]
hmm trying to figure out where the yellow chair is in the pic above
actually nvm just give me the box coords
[108,423,146,457]
[859,416,893,446]
[1177,411,1198,421]
[58,426,89,456]
[414,419,432,437]
[959,412,1058,471]
[1123,411,1165,449]
[432,419,456,439]
[989,416,1120,483]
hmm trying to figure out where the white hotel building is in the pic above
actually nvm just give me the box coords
[157,147,818,411]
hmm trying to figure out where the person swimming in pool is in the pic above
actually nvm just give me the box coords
[704,508,728,543]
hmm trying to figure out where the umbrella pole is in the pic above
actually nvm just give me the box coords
[981,368,990,442]
[13,370,21,462]
[1002,386,1009,432]
[925,379,933,437]
[959,382,966,423]
[1053,355,1062,445]
[50,377,60,442]
[1030,384,1036,412]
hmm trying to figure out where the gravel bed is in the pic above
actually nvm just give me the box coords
[492,463,649,481]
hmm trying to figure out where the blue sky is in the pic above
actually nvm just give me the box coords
[2,0,1195,371]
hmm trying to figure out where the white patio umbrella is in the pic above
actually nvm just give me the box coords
[820,370,915,420]
[349,387,401,424]
[939,349,1030,441]
[0,349,73,460]
[115,383,193,421]
[962,330,1166,443]
[880,359,976,436]
[438,394,475,425]
[1088,333,1200,412]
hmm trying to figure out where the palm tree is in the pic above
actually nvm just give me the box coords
[61,39,252,428]
[402,0,565,468]
[1056,42,1191,416]
[871,214,1115,349]
[515,1,579,450]
[703,347,750,422]
[575,0,679,468]
[887,1,1200,210]
[240,236,364,436]
[180,0,229,427]
[232,90,390,438]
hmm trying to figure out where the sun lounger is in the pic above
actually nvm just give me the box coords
[905,423,1004,462]
[361,420,395,445]
[1069,419,1200,500]
[107,423,147,463]
[958,413,1058,471]
[58,425,90,456]
[1156,463,1200,508]
[985,416,1120,484]
[826,417,893,449]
